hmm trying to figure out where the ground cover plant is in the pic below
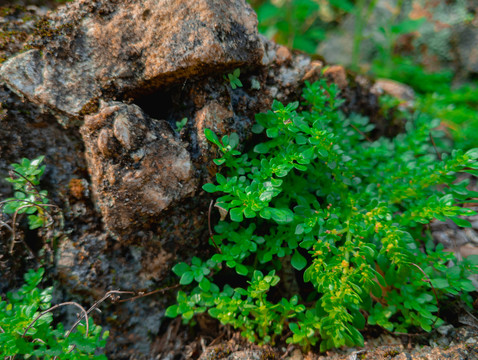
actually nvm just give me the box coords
[0,268,108,359]
[371,56,478,150]
[167,79,478,351]
[251,0,478,150]
[0,156,61,257]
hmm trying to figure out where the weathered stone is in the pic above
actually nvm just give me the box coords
[0,0,263,125]
[81,101,196,238]
[323,65,348,88]
[372,79,415,101]
[195,100,234,156]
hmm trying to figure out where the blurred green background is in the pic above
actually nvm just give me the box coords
[249,0,478,149]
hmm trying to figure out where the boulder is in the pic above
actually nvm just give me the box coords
[0,0,263,126]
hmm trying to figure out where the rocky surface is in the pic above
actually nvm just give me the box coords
[80,101,196,237]
[196,325,478,360]
[1,0,475,359]
[0,0,263,125]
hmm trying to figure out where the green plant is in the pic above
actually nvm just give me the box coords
[254,0,328,53]
[0,268,108,359]
[167,80,478,351]
[372,56,478,150]
[224,69,243,90]
[175,117,188,132]
[2,156,50,230]
[0,156,60,254]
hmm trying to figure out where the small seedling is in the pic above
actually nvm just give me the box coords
[224,68,243,89]
[176,117,188,132]
[251,78,261,90]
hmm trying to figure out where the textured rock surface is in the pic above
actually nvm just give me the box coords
[80,101,196,237]
[0,0,263,125]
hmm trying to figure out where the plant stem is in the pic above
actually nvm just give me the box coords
[351,0,366,70]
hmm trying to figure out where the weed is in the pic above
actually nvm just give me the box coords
[0,268,109,359]
[224,69,243,90]
[167,80,478,351]
[175,117,188,132]
[0,156,61,255]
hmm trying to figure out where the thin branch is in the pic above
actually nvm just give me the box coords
[208,200,222,254]
[7,202,56,254]
[351,124,372,142]
[2,214,36,259]
[23,302,89,338]
[67,290,134,336]
[429,132,442,161]
[117,284,180,303]
[0,220,13,233]
[9,169,44,198]
[56,290,135,357]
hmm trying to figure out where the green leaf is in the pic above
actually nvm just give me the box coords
[172,262,190,276]
[230,207,244,222]
[270,208,293,224]
[254,143,269,154]
[204,128,221,146]
[208,307,221,318]
[236,264,248,276]
[180,272,194,285]
[199,277,211,291]
[291,251,307,270]
[430,278,449,289]
[450,216,472,228]
[202,183,217,193]
[465,148,478,159]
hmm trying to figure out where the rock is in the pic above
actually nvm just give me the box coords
[0,0,263,126]
[323,65,348,88]
[286,348,304,360]
[199,347,275,360]
[372,79,415,101]
[80,101,196,238]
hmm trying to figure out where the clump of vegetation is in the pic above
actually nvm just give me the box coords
[0,268,108,359]
[372,56,478,150]
[3,156,51,230]
[251,1,478,150]
[0,156,61,255]
[167,80,478,351]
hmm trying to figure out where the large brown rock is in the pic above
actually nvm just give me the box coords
[0,0,263,126]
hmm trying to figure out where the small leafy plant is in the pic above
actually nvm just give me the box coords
[175,117,188,132]
[224,68,243,90]
[2,156,51,230]
[0,156,60,254]
[167,80,478,351]
[0,268,108,359]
